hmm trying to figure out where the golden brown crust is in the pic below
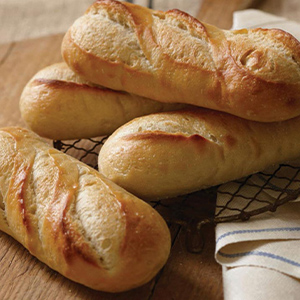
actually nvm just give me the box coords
[98,108,300,200]
[0,127,171,292]
[19,62,185,140]
[62,0,300,122]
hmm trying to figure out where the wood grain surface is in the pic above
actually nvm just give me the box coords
[0,0,297,299]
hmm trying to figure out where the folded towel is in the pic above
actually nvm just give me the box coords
[215,10,300,300]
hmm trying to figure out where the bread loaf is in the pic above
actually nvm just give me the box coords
[0,127,171,292]
[62,0,300,122]
[98,108,300,200]
[20,62,185,140]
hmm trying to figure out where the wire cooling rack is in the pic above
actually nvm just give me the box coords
[53,138,300,253]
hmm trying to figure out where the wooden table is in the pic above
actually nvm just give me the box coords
[0,0,299,299]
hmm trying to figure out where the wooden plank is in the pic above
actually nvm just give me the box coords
[151,224,223,300]
[0,233,155,300]
[0,34,65,128]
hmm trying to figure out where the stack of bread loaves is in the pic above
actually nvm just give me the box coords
[59,0,300,199]
[20,0,300,201]
[13,0,300,292]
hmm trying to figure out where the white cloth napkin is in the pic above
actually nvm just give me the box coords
[215,10,300,300]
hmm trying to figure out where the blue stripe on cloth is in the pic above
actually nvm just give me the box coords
[218,250,300,268]
[216,227,300,244]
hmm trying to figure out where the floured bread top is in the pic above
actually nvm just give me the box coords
[62,0,300,123]
[71,1,300,84]
[226,28,300,83]
[0,128,126,270]
[71,6,152,71]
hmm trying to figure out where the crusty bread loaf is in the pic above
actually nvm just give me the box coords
[62,0,300,122]
[20,62,185,140]
[0,127,171,292]
[98,108,300,200]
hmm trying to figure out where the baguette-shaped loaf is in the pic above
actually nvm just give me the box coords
[20,62,184,140]
[62,0,300,122]
[0,127,171,292]
[98,108,300,200]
